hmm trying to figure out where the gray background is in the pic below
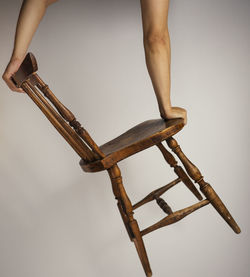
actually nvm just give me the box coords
[0,0,249,276]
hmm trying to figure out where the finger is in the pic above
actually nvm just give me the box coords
[15,87,25,93]
[12,85,25,93]
[9,78,25,93]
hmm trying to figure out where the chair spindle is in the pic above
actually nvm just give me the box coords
[33,73,105,159]
[155,196,173,215]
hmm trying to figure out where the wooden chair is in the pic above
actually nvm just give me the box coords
[12,53,241,277]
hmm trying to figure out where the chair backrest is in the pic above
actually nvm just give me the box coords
[12,52,105,163]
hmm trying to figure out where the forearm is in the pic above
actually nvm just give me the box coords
[3,0,57,92]
[11,0,54,61]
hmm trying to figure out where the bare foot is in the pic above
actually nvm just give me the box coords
[160,106,187,125]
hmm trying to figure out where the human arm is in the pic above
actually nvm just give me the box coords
[2,0,58,93]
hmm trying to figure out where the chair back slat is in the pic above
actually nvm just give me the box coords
[33,73,105,159]
[34,74,75,121]
[26,78,97,161]
[22,81,92,160]
[12,52,105,162]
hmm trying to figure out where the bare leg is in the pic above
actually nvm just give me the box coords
[140,0,187,125]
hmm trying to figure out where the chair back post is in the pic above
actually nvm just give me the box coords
[12,52,105,163]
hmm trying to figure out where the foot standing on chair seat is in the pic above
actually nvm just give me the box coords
[161,106,187,125]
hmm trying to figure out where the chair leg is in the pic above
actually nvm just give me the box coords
[107,165,152,277]
[166,137,241,234]
[156,142,203,201]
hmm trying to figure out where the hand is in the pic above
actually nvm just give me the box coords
[2,57,25,93]
[161,106,187,125]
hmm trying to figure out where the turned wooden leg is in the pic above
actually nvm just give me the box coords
[157,142,203,200]
[107,164,152,277]
[166,137,241,234]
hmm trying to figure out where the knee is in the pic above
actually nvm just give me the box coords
[143,30,169,52]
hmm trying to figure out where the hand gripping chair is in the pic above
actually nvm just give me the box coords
[12,53,241,277]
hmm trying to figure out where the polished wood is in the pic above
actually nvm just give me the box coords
[100,119,183,156]
[155,196,173,215]
[11,53,241,277]
[12,53,101,162]
[157,142,202,200]
[80,118,184,172]
[166,137,241,234]
[141,200,210,236]
[133,178,181,210]
[25,79,96,161]
[199,181,241,234]
[108,165,152,277]
[21,81,91,160]
[11,52,37,87]
[33,73,105,159]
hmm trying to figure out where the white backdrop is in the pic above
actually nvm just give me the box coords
[0,0,249,276]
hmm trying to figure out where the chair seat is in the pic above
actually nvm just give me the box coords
[80,118,184,172]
